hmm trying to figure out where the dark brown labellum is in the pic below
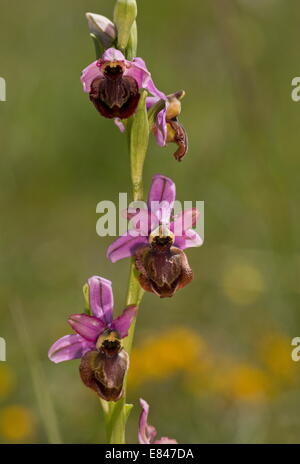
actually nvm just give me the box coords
[79,344,129,401]
[135,242,193,298]
[89,69,140,119]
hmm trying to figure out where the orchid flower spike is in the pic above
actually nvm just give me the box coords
[48,276,136,401]
[107,174,203,298]
[81,47,165,120]
[139,399,178,444]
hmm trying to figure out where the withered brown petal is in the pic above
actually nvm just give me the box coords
[79,349,129,401]
[168,119,188,162]
[89,76,140,119]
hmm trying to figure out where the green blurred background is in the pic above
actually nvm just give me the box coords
[1,0,300,444]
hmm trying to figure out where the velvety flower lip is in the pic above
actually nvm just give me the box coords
[138,398,178,444]
[107,174,202,264]
[48,276,137,363]
[81,47,164,119]
[79,348,129,402]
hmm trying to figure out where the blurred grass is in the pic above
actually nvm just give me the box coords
[1,0,300,443]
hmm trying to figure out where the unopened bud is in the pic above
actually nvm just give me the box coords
[86,13,116,52]
[82,282,90,313]
[126,20,138,60]
[113,0,137,51]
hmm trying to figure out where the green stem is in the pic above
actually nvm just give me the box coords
[101,89,149,444]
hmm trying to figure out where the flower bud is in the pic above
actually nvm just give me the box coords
[125,20,138,60]
[114,0,137,51]
[82,282,90,312]
[86,13,116,51]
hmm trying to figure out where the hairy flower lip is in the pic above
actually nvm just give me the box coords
[79,349,129,401]
[89,74,140,118]
[135,244,193,298]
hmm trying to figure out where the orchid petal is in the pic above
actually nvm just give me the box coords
[148,175,176,223]
[48,334,93,364]
[107,232,148,263]
[154,437,178,444]
[138,399,157,444]
[128,208,158,235]
[111,305,137,339]
[125,207,159,231]
[114,118,126,133]
[126,57,165,99]
[68,314,105,341]
[88,276,114,323]
[146,95,168,146]
[80,61,101,93]
[146,78,166,100]
[148,174,176,207]
[146,96,160,110]
[174,228,203,249]
[171,208,200,235]
[154,107,168,147]
[101,47,125,62]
